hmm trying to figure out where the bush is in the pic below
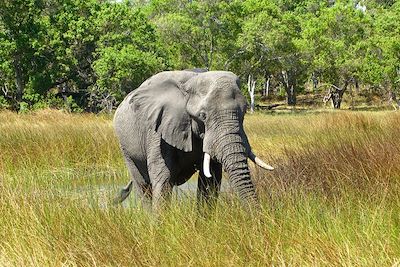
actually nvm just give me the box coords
[0,96,10,110]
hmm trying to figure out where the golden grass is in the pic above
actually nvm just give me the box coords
[1,109,400,266]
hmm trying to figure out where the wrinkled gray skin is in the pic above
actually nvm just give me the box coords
[114,70,262,211]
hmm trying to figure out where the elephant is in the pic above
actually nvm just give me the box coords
[113,70,273,211]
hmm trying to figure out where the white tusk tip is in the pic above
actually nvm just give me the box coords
[253,155,275,171]
[204,172,212,178]
[264,165,274,171]
[203,153,212,177]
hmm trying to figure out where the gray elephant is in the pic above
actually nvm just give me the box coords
[113,70,273,211]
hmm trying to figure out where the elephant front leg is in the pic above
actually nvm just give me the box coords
[151,179,173,212]
[197,160,222,210]
[147,132,173,212]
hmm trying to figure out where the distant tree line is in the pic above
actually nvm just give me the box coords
[0,0,399,112]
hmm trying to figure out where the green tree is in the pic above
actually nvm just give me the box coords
[301,2,371,108]
[91,2,168,111]
[237,0,308,105]
[150,0,243,70]
[0,0,169,112]
[361,2,400,106]
[0,0,46,108]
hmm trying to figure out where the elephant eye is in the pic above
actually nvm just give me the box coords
[199,112,207,121]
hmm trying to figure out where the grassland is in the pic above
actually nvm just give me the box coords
[1,109,400,266]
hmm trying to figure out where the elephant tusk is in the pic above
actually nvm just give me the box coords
[203,153,212,178]
[249,151,274,171]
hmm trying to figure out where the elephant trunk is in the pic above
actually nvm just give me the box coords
[206,112,259,207]
[219,133,258,205]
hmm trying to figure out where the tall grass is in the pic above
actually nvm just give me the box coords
[1,109,399,266]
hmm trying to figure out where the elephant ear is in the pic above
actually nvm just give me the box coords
[130,77,193,152]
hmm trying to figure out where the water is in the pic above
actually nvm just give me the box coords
[68,177,232,209]
[174,178,232,197]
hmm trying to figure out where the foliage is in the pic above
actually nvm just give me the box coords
[0,0,46,106]
[237,0,308,105]
[301,2,370,85]
[93,3,168,103]
[150,0,243,70]
[0,96,9,109]
[0,0,399,110]
[0,0,168,112]
[361,1,400,92]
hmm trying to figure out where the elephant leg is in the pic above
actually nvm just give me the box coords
[115,152,152,210]
[197,160,222,208]
[151,179,173,212]
[147,133,173,212]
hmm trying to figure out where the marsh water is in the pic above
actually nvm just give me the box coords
[70,177,233,209]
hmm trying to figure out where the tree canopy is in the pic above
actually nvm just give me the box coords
[0,0,398,111]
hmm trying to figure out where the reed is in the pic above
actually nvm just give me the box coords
[1,109,399,266]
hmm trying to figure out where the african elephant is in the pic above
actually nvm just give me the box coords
[113,70,273,211]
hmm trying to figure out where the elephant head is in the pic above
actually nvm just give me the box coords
[130,70,273,206]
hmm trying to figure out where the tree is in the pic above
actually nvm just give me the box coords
[361,2,400,107]
[301,2,371,109]
[150,0,243,70]
[0,0,169,112]
[237,0,308,106]
[91,2,168,111]
[0,0,46,108]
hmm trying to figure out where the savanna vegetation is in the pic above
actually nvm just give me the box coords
[0,0,399,112]
[1,110,399,266]
[1,0,400,265]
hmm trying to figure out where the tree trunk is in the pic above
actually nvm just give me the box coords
[311,72,318,91]
[281,70,296,106]
[330,82,348,109]
[287,85,296,106]
[263,75,270,97]
[208,32,214,70]
[389,91,400,110]
[347,83,353,110]
[13,59,25,103]
[247,74,256,113]
[331,91,344,109]
[355,78,359,94]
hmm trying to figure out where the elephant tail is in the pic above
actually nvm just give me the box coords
[113,180,133,205]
